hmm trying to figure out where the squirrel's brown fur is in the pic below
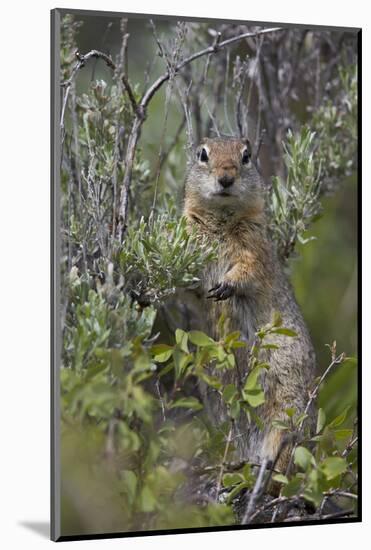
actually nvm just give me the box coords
[183,137,316,482]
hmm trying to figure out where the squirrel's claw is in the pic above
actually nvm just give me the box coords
[207,282,234,301]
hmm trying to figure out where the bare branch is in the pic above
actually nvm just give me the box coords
[342,436,358,458]
[242,457,269,523]
[324,490,358,501]
[247,495,302,523]
[121,73,139,114]
[271,345,347,523]
[284,508,354,522]
[141,27,283,111]
[60,49,116,132]
[215,423,234,501]
[62,26,283,239]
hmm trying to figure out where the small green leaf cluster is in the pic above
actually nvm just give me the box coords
[118,206,217,304]
[269,127,322,259]
[272,395,357,512]
[269,64,357,260]
[312,64,357,191]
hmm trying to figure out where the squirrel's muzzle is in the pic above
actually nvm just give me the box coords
[218,174,235,188]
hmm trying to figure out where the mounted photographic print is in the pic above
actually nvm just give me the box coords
[51,8,361,541]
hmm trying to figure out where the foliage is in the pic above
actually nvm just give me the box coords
[312,64,358,191]
[118,206,217,304]
[269,128,322,259]
[269,64,357,259]
[61,273,358,531]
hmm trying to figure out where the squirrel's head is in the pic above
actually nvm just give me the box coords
[185,137,264,216]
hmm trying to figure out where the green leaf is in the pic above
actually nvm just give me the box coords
[154,349,173,363]
[226,481,250,504]
[272,419,290,431]
[121,470,137,504]
[222,473,244,487]
[242,464,252,481]
[285,407,296,418]
[294,446,315,470]
[334,429,353,440]
[231,341,247,349]
[169,397,203,411]
[217,346,227,361]
[295,412,309,426]
[328,406,350,428]
[197,372,222,390]
[188,330,214,347]
[272,311,283,327]
[244,363,269,391]
[139,485,156,512]
[243,388,265,408]
[230,399,241,419]
[222,384,238,404]
[225,331,241,344]
[272,474,288,484]
[173,350,193,378]
[316,408,326,434]
[320,457,347,480]
[282,475,302,497]
[271,327,297,337]
[175,329,189,353]
[152,343,173,355]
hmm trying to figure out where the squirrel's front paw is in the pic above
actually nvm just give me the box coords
[207,281,234,301]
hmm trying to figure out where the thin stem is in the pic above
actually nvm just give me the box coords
[215,424,234,501]
[242,458,269,524]
[271,346,346,523]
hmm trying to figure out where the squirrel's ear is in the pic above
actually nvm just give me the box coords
[243,138,252,155]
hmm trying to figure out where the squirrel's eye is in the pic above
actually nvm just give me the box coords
[242,149,250,164]
[198,148,209,162]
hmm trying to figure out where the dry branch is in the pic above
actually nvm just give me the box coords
[60,26,283,242]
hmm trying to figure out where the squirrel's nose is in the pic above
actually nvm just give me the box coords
[218,174,235,188]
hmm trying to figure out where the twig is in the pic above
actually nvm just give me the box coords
[247,495,302,523]
[148,20,185,218]
[111,21,129,244]
[223,50,235,136]
[318,495,329,519]
[60,49,115,131]
[121,74,139,114]
[242,457,269,523]
[341,436,358,458]
[324,490,358,501]
[61,27,284,239]
[235,55,250,137]
[91,22,113,81]
[215,424,234,501]
[284,508,354,522]
[140,27,283,111]
[155,379,166,421]
[271,345,346,522]
[158,115,187,170]
[194,461,281,476]
[104,418,117,464]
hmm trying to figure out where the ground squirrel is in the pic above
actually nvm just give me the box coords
[183,137,316,478]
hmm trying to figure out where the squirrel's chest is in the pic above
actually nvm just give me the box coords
[201,257,258,342]
[202,253,230,289]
